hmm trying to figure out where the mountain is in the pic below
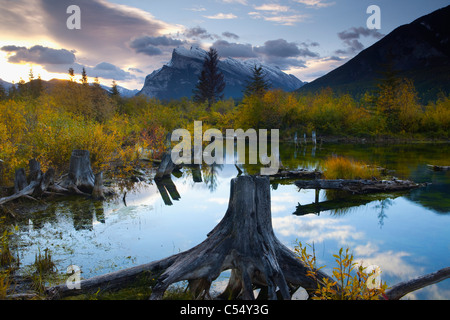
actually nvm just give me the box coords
[100,84,139,97]
[0,79,13,90]
[297,5,450,102]
[138,46,304,100]
[0,78,138,98]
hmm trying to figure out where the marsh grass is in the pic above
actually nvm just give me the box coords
[322,156,382,180]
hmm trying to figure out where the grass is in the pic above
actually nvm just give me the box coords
[321,156,382,180]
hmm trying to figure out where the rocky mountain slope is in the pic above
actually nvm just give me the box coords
[138,46,304,100]
[297,5,450,102]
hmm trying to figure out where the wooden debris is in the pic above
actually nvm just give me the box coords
[295,178,426,194]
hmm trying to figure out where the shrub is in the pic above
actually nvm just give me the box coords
[295,242,388,300]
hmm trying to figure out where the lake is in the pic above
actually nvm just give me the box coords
[11,142,450,300]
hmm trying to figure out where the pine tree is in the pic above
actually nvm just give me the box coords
[0,83,6,100]
[244,65,271,97]
[110,80,120,97]
[193,47,226,110]
[81,67,88,85]
[68,68,75,82]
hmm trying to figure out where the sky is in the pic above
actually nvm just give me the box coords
[0,0,448,90]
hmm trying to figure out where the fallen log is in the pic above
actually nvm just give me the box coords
[427,164,450,171]
[295,178,426,194]
[385,267,450,300]
[46,175,333,300]
[268,168,322,180]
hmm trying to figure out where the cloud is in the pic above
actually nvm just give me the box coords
[294,0,335,8]
[337,27,384,41]
[129,36,185,56]
[272,216,364,244]
[255,39,318,58]
[128,67,144,73]
[336,27,385,55]
[222,32,240,40]
[88,62,134,80]
[8,0,183,67]
[222,0,248,5]
[184,27,215,40]
[204,13,238,20]
[254,4,290,12]
[185,6,207,12]
[212,40,257,58]
[1,45,76,65]
[249,10,308,26]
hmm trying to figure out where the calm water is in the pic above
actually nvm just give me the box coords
[11,142,450,299]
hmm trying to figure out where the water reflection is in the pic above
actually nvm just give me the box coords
[10,142,450,299]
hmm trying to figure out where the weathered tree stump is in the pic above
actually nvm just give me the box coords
[14,168,28,193]
[60,150,95,193]
[0,150,114,205]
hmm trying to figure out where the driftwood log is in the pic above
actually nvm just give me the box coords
[47,175,333,300]
[295,179,425,194]
[0,150,113,206]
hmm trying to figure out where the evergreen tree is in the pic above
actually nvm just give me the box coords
[81,67,88,85]
[8,82,18,100]
[68,68,75,82]
[110,80,120,97]
[244,65,271,97]
[193,47,226,110]
[0,83,6,100]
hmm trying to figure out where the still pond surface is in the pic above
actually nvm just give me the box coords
[12,142,450,299]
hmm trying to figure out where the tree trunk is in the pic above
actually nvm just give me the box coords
[60,150,95,193]
[14,168,28,193]
[295,179,425,194]
[385,267,450,300]
[46,175,330,300]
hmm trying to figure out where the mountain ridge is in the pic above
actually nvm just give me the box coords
[297,5,450,102]
[138,46,305,100]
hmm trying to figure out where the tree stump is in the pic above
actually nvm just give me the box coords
[148,175,323,300]
[60,150,95,193]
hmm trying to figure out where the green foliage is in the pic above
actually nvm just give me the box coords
[244,65,271,97]
[294,242,388,300]
[193,48,226,109]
